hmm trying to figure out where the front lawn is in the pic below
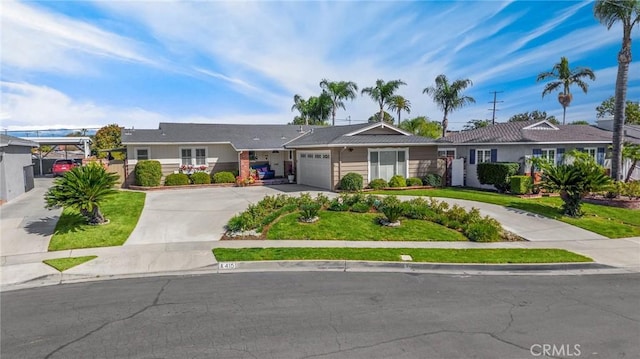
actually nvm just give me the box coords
[48,191,146,251]
[213,248,592,264]
[266,211,467,241]
[374,188,640,238]
[43,256,97,271]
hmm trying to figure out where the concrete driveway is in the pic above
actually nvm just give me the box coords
[124,184,334,245]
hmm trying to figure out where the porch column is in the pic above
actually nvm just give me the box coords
[239,151,250,178]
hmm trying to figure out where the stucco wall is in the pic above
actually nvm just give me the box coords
[1,145,35,202]
[127,143,238,167]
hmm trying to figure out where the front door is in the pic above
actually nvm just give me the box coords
[270,151,284,177]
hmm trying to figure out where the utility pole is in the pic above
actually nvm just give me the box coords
[488,91,503,124]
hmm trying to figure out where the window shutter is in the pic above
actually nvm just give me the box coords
[597,147,605,165]
[556,148,565,165]
[469,149,476,165]
[532,148,542,157]
[490,149,497,163]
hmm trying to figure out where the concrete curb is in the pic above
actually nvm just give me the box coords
[2,260,633,292]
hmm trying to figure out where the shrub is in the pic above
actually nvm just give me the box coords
[623,181,640,199]
[510,175,532,195]
[477,162,520,193]
[388,175,407,188]
[350,202,371,213]
[368,178,388,190]
[299,202,321,221]
[212,171,236,183]
[134,160,162,187]
[465,220,501,242]
[226,212,259,232]
[328,198,349,211]
[315,193,331,208]
[422,173,442,187]
[191,172,211,185]
[366,194,382,208]
[407,177,423,187]
[342,192,366,207]
[379,195,403,223]
[401,198,434,220]
[164,173,190,186]
[340,172,363,191]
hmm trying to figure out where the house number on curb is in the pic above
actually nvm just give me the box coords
[219,262,237,270]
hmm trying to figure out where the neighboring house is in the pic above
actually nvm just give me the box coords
[122,122,441,190]
[0,134,38,203]
[121,123,317,185]
[436,120,614,189]
[596,119,640,180]
[285,122,439,190]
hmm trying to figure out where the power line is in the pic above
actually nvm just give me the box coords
[488,91,504,124]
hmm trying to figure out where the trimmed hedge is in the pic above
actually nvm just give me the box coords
[212,171,236,183]
[134,160,162,187]
[423,173,442,187]
[340,172,363,191]
[407,177,423,186]
[388,175,407,188]
[477,162,520,193]
[368,178,388,190]
[164,173,190,186]
[191,172,211,185]
[510,175,532,195]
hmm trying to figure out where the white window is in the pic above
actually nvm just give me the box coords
[369,148,408,182]
[541,148,556,163]
[180,148,207,166]
[476,149,491,163]
[438,148,456,158]
[584,147,597,160]
[136,148,149,160]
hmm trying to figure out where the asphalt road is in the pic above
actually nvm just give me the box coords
[2,273,639,359]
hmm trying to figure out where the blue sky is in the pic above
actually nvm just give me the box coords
[1,0,639,132]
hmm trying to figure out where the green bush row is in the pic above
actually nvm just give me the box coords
[227,192,504,242]
[164,172,212,186]
[366,174,441,189]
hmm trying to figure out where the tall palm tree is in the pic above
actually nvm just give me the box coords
[387,95,411,126]
[291,94,309,125]
[319,79,359,126]
[361,79,406,122]
[594,0,640,180]
[423,74,475,138]
[536,57,595,125]
[307,93,333,125]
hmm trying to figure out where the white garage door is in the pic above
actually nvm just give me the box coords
[297,151,331,190]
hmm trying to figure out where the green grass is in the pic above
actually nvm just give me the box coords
[266,211,467,241]
[48,191,146,251]
[374,188,640,239]
[213,248,592,264]
[43,256,97,271]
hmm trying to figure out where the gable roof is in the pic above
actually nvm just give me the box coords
[0,134,38,148]
[437,120,613,145]
[286,122,435,148]
[121,123,319,150]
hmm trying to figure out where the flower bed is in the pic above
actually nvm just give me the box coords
[583,196,640,210]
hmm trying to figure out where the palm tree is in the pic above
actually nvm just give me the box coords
[423,74,475,138]
[361,79,406,123]
[291,94,310,125]
[387,95,411,126]
[536,57,596,125]
[594,0,640,180]
[45,163,119,224]
[307,93,332,125]
[319,79,358,126]
[399,116,442,138]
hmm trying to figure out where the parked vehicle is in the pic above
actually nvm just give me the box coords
[51,159,78,177]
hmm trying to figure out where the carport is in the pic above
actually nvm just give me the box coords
[20,137,92,176]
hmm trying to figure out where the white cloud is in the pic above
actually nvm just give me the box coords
[1,0,155,73]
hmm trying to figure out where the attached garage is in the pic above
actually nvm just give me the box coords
[297,150,332,190]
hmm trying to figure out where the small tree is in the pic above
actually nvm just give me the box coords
[533,150,612,217]
[93,124,125,160]
[45,163,118,224]
[477,162,520,193]
[622,143,640,182]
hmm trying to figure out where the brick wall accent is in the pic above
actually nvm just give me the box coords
[240,151,250,178]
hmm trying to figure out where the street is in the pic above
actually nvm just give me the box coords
[2,272,639,358]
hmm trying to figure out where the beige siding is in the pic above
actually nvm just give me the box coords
[331,148,368,188]
[408,146,439,178]
[127,144,237,165]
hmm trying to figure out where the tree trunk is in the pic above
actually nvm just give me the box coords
[625,159,638,182]
[332,106,336,126]
[397,109,401,127]
[562,106,567,125]
[611,29,631,181]
[379,103,384,123]
[82,206,107,225]
[442,111,448,138]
